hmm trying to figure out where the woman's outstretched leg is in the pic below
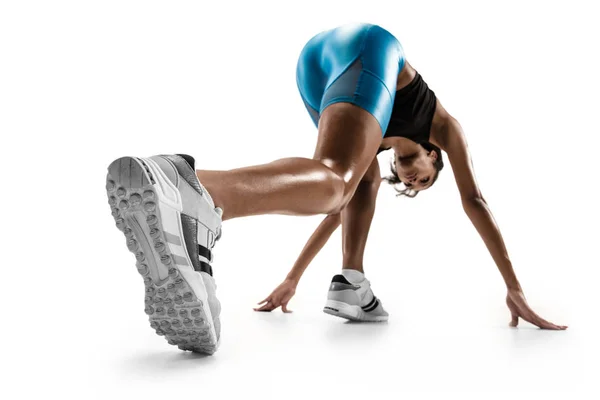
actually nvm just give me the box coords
[197,103,382,221]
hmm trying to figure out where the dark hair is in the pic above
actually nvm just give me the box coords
[382,142,444,198]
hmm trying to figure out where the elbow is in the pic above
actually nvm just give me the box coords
[462,196,487,211]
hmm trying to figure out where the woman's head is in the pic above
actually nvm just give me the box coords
[383,142,444,197]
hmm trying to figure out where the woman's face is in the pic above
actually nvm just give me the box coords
[395,149,438,191]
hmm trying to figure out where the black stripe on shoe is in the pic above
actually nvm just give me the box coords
[199,261,213,276]
[362,297,379,313]
[180,214,214,276]
[197,244,212,262]
[361,296,377,310]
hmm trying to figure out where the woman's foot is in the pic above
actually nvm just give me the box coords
[323,269,388,322]
[105,154,223,354]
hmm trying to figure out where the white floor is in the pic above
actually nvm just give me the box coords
[11,201,598,400]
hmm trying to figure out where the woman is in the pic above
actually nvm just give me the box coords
[106,23,566,354]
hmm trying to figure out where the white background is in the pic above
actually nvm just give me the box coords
[1,1,598,399]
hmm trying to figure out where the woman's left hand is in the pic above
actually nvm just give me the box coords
[506,288,567,330]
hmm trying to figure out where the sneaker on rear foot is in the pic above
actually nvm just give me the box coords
[323,269,388,322]
[105,154,223,354]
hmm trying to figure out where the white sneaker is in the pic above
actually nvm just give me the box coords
[106,154,222,354]
[323,269,388,322]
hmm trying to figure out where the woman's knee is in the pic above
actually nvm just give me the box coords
[318,162,358,214]
[321,167,346,214]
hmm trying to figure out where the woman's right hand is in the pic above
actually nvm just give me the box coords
[254,279,297,313]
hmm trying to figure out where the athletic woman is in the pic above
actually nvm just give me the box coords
[105,22,566,355]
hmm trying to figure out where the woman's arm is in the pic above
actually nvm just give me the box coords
[253,214,341,312]
[286,213,342,283]
[440,116,567,330]
[441,117,519,289]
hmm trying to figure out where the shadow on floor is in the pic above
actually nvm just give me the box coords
[119,348,217,377]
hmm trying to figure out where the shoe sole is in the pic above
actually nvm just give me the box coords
[323,300,388,322]
[106,156,219,354]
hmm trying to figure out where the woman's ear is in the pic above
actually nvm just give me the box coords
[428,149,438,161]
